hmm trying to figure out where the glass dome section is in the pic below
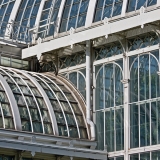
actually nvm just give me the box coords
[37,0,62,38]
[59,0,89,33]
[0,0,15,36]
[0,67,88,139]
[13,0,41,42]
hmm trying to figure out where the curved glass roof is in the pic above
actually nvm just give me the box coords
[0,0,158,41]
[0,67,89,139]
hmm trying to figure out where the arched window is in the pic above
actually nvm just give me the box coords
[95,61,124,152]
[129,50,160,148]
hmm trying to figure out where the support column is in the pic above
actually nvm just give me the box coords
[121,56,129,160]
[121,0,128,17]
[86,40,96,141]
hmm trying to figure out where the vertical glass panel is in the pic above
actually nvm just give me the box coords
[130,57,138,102]
[105,64,114,108]
[78,73,86,99]
[112,2,122,17]
[29,108,41,121]
[79,128,87,139]
[11,58,22,69]
[1,56,10,67]
[150,55,159,98]
[115,65,123,106]
[148,0,157,6]
[140,103,150,147]
[44,123,52,134]
[139,55,149,101]
[115,107,124,151]
[136,0,147,10]
[130,104,139,148]
[96,66,104,110]
[96,111,104,150]
[69,127,78,138]
[2,103,11,117]
[18,107,30,120]
[102,5,112,19]
[94,9,102,22]
[105,109,114,152]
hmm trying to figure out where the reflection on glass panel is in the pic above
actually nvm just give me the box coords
[14,94,26,106]
[29,108,41,121]
[4,118,14,129]
[11,58,22,69]
[9,84,20,93]
[18,107,30,120]
[71,103,81,114]
[25,96,36,107]
[21,120,31,131]
[79,128,87,139]
[0,91,8,103]
[65,93,75,101]
[1,56,10,66]
[55,112,65,124]
[130,104,139,148]
[69,127,78,138]
[69,72,77,87]
[33,122,43,133]
[44,123,52,134]
[36,98,46,108]
[61,102,71,112]
[58,125,68,136]
[50,100,61,111]
[41,110,50,122]
[76,115,85,126]
[66,114,76,125]
[2,103,11,117]
[96,111,104,150]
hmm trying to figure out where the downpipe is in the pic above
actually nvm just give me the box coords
[86,40,96,141]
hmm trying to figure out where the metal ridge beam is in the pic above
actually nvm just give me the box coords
[22,8,160,59]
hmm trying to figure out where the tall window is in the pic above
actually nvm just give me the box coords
[59,0,89,33]
[95,61,124,152]
[93,0,123,22]
[130,50,160,148]
[127,0,157,12]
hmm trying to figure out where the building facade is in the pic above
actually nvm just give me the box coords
[0,0,160,160]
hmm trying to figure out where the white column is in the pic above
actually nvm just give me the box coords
[122,56,129,160]
[121,0,128,17]
[5,0,22,38]
[85,0,97,28]
[54,0,66,36]
[157,0,160,6]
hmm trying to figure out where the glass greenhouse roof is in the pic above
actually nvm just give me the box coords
[0,66,89,139]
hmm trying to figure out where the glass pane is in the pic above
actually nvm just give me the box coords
[19,107,30,120]
[105,109,114,152]
[96,66,104,110]
[33,122,43,133]
[69,127,78,138]
[4,118,14,129]
[0,117,3,128]
[112,2,122,17]
[140,152,150,160]
[96,111,104,150]
[130,154,139,160]
[0,92,8,103]
[21,120,31,131]
[2,103,12,117]
[79,128,87,139]
[58,125,68,136]
[130,104,139,148]
[152,150,160,159]
[29,108,41,121]
[127,0,136,12]
[140,103,150,147]
[44,123,52,134]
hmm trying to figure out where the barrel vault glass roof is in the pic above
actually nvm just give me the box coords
[0,0,158,41]
[0,66,89,139]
